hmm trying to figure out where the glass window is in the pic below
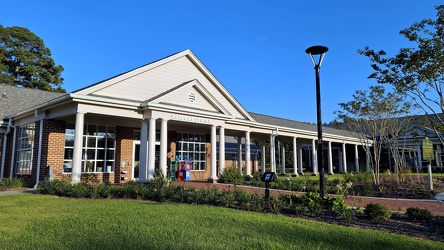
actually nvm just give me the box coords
[16,123,35,174]
[63,123,116,173]
[176,132,206,171]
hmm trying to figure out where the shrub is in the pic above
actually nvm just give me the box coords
[0,177,23,191]
[233,188,252,209]
[365,203,392,222]
[268,197,283,214]
[66,183,94,198]
[323,196,348,213]
[405,207,434,222]
[152,171,169,190]
[301,192,324,217]
[38,180,71,196]
[218,165,243,184]
[93,182,111,198]
[220,190,236,207]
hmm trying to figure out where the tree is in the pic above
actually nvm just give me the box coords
[334,85,415,185]
[0,25,65,92]
[358,5,444,144]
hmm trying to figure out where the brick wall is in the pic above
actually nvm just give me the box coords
[41,119,66,182]
[115,126,134,183]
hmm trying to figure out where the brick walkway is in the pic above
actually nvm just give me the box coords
[173,180,444,216]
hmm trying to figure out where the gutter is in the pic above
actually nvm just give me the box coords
[34,109,44,189]
[0,119,13,180]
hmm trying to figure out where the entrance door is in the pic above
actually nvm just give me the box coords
[132,141,160,180]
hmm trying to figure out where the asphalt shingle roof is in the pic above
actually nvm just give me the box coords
[249,112,357,138]
[0,84,66,119]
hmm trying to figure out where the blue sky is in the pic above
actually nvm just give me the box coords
[1,1,441,123]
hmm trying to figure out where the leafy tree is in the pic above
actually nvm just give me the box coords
[0,25,65,92]
[358,5,444,143]
[334,85,416,185]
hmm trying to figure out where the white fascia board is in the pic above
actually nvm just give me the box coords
[146,102,233,120]
[226,118,366,144]
[75,50,192,95]
[70,93,141,108]
[185,50,255,122]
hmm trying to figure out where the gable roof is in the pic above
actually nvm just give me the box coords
[0,84,65,120]
[74,49,255,121]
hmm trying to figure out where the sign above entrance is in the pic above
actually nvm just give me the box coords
[171,114,211,124]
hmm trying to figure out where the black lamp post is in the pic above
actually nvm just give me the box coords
[305,45,328,198]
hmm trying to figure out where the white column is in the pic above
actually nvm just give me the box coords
[366,147,371,172]
[417,144,423,171]
[219,127,225,175]
[147,118,156,181]
[210,125,217,180]
[292,137,298,176]
[298,144,303,175]
[71,112,85,184]
[139,119,148,182]
[342,143,347,173]
[160,119,168,178]
[312,139,318,175]
[270,134,275,173]
[237,137,243,174]
[261,145,266,174]
[281,143,286,175]
[355,144,359,173]
[328,141,334,175]
[245,131,251,176]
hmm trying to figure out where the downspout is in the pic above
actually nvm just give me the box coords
[1,119,13,180]
[8,120,17,179]
[34,109,44,189]
[9,123,17,178]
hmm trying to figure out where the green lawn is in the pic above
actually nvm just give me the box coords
[0,195,442,250]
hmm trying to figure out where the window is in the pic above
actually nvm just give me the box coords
[16,123,35,174]
[63,123,116,173]
[176,133,206,170]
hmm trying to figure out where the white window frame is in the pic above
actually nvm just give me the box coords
[176,132,206,171]
[16,123,35,174]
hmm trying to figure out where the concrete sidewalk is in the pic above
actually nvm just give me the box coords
[0,188,37,196]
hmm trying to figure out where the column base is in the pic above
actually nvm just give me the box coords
[207,177,218,183]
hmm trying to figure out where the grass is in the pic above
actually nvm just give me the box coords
[0,195,442,250]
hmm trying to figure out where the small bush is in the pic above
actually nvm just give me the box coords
[324,196,348,213]
[301,192,324,217]
[0,177,23,190]
[218,165,243,184]
[38,180,71,196]
[405,207,434,222]
[365,203,392,222]
[233,188,252,209]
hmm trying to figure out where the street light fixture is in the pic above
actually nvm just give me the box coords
[306,45,328,198]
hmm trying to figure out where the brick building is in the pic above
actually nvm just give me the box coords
[0,50,364,187]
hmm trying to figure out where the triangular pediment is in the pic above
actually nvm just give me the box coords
[74,49,254,121]
[142,79,231,115]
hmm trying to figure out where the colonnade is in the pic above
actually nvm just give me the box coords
[70,112,366,184]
